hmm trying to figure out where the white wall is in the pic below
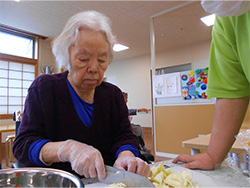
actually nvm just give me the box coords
[105,39,211,128]
[105,55,153,127]
[155,40,211,69]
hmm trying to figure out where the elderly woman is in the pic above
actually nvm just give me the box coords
[13,10,150,181]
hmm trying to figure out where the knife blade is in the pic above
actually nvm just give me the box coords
[102,165,155,187]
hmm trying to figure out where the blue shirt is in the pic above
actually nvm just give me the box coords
[66,78,93,127]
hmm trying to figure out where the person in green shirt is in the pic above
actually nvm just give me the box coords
[173,0,250,170]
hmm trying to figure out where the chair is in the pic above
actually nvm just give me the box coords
[11,111,24,168]
[5,134,16,167]
[140,151,155,164]
[138,135,155,164]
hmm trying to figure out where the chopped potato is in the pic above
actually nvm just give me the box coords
[148,163,200,188]
[153,182,170,188]
[153,171,165,184]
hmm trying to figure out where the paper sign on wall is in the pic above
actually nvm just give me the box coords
[153,72,181,98]
[153,76,165,97]
[166,76,177,94]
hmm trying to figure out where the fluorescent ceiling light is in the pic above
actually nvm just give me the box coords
[200,14,215,27]
[113,44,129,52]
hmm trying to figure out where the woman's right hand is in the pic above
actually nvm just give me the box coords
[172,153,217,170]
[58,139,106,181]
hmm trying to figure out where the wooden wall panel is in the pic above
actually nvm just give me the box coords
[155,105,215,155]
[155,104,250,155]
[242,105,250,129]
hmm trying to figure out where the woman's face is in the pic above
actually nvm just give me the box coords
[68,28,110,94]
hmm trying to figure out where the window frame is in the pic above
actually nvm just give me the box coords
[0,25,42,119]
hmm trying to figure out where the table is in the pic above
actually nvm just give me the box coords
[182,131,248,169]
[154,160,250,187]
[0,124,15,169]
[182,133,246,154]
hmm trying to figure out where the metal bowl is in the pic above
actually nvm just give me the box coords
[0,167,84,187]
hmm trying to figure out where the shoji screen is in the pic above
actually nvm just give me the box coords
[0,60,35,115]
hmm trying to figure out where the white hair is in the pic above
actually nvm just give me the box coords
[52,10,116,70]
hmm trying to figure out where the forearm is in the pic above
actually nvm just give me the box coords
[117,150,135,158]
[137,108,151,113]
[207,96,249,163]
[41,141,64,164]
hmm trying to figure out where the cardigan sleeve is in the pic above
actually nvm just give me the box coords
[13,85,47,166]
[109,89,140,156]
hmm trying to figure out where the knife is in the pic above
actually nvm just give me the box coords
[102,165,155,187]
[81,165,155,187]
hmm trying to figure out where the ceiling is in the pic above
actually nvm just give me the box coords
[0,0,212,62]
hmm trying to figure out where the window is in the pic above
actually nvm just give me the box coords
[0,31,34,59]
[156,63,192,75]
[0,26,39,119]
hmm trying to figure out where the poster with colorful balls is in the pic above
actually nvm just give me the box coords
[181,67,209,100]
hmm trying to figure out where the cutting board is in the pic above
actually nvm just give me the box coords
[83,166,233,187]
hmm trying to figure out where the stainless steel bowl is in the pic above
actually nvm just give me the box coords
[0,167,84,187]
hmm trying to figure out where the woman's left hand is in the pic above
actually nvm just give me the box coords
[113,156,151,177]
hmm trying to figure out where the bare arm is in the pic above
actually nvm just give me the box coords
[137,108,151,113]
[173,96,249,169]
[207,96,249,164]
[40,141,63,164]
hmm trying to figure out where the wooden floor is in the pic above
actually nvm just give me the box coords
[143,127,172,162]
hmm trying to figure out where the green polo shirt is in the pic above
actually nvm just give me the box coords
[206,10,250,98]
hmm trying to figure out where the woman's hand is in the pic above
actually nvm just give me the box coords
[172,153,217,170]
[57,139,106,181]
[113,152,151,177]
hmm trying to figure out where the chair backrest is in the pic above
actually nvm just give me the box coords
[15,121,20,136]
[5,135,16,167]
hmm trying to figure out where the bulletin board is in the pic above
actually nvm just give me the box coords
[181,67,210,100]
[153,66,215,106]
